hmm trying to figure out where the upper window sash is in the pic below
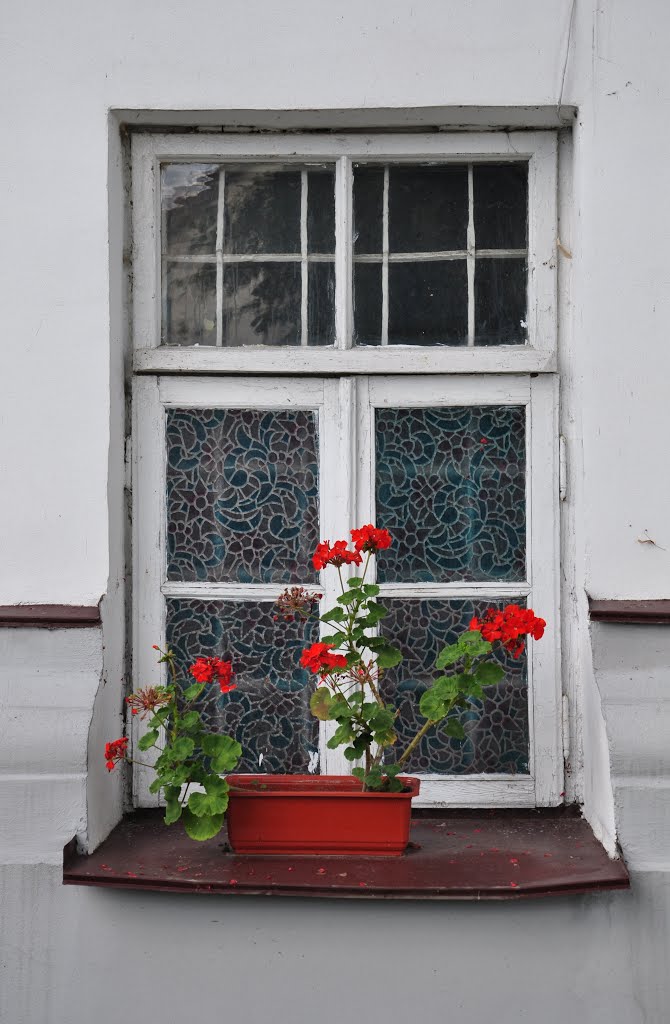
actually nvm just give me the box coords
[132,131,557,374]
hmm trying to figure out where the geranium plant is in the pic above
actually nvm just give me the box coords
[105,648,241,840]
[283,525,546,792]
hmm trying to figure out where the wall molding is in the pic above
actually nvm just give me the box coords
[588,599,670,625]
[0,605,101,628]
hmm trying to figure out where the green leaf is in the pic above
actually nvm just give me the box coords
[320,633,342,644]
[164,785,182,825]
[138,729,159,751]
[149,777,162,795]
[419,689,448,722]
[363,766,384,791]
[343,746,359,761]
[431,675,461,701]
[310,687,334,721]
[202,733,243,772]
[182,807,225,842]
[148,707,170,728]
[351,766,365,782]
[183,682,205,701]
[347,576,363,587]
[361,601,387,624]
[188,787,229,817]
[376,645,403,669]
[459,632,493,657]
[336,590,361,606]
[475,662,505,686]
[443,718,466,740]
[170,736,195,761]
[326,723,355,749]
[361,584,380,597]
[435,643,463,669]
[181,710,201,730]
[320,606,345,624]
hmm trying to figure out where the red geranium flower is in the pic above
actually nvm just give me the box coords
[300,642,348,675]
[312,539,362,571]
[469,605,546,659]
[104,737,128,771]
[189,656,236,693]
[350,524,392,554]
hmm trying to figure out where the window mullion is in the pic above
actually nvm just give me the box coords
[300,169,308,346]
[334,156,353,350]
[467,163,475,347]
[215,168,225,347]
[381,165,390,345]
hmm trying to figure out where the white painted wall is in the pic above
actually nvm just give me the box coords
[2,1,670,1021]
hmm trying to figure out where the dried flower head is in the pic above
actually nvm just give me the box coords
[126,686,171,720]
[275,586,322,622]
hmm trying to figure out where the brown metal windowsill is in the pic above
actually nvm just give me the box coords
[63,807,629,900]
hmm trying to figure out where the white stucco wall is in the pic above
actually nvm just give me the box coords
[1,1,670,1021]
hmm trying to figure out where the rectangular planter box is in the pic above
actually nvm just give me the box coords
[226,774,420,856]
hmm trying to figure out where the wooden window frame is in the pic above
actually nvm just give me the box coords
[130,129,561,811]
[132,131,557,375]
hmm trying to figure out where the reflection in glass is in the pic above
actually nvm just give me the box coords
[166,407,320,583]
[353,263,382,345]
[307,170,335,254]
[380,598,529,774]
[353,167,384,253]
[475,258,527,346]
[388,261,468,345]
[164,262,217,346]
[473,164,528,249]
[307,263,335,345]
[389,166,468,253]
[166,599,320,774]
[162,164,220,256]
[375,405,526,582]
[223,169,301,255]
[222,262,301,346]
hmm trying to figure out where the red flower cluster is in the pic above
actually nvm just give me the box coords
[104,737,128,771]
[300,642,348,675]
[350,524,392,554]
[312,540,362,571]
[469,605,546,659]
[189,656,236,693]
[312,526,392,570]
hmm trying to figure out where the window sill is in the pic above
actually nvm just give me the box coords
[63,807,629,900]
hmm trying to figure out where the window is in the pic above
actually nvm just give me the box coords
[131,132,560,808]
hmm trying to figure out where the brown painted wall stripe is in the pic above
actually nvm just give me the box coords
[588,599,670,624]
[0,605,101,628]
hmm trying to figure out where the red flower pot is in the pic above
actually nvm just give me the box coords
[226,774,420,857]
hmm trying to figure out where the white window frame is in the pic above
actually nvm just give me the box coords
[131,131,557,374]
[133,373,560,809]
[130,129,561,810]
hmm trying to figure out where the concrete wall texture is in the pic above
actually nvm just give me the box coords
[1,1,669,1021]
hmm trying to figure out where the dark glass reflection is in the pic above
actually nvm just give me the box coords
[475,258,527,345]
[164,262,217,345]
[389,167,468,252]
[222,263,301,345]
[162,164,220,256]
[224,170,301,254]
[353,263,382,345]
[353,167,384,253]
[307,263,336,345]
[388,260,468,345]
[473,164,528,249]
[307,170,335,254]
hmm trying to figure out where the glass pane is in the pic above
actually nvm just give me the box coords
[353,167,384,254]
[166,408,319,583]
[166,599,320,774]
[380,598,529,775]
[353,263,382,345]
[164,262,217,346]
[473,164,528,249]
[388,260,468,345]
[222,262,301,346]
[307,170,335,254]
[162,164,219,256]
[475,258,527,346]
[376,406,526,582]
[389,166,468,253]
[307,262,335,345]
[223,169,300,255]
